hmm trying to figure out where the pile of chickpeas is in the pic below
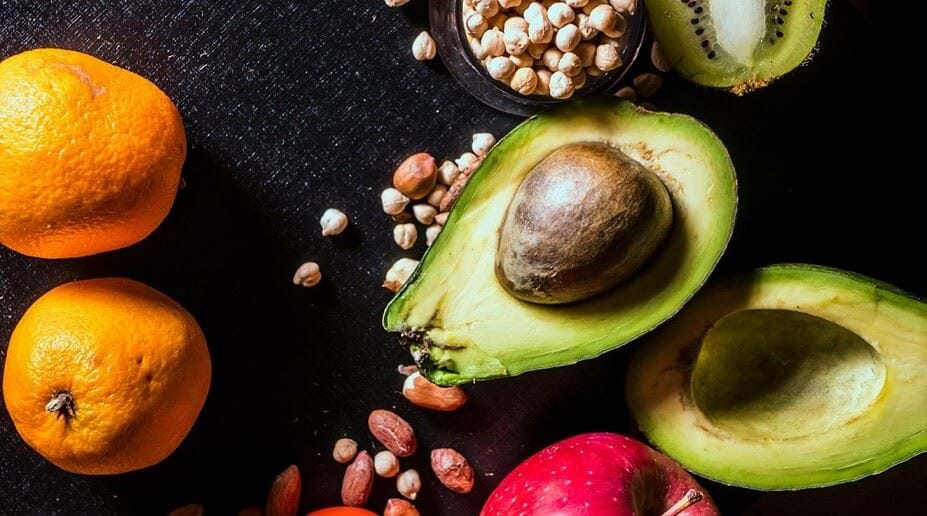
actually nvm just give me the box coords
[462,0,635,99]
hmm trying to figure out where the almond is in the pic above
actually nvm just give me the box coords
[384,498,421,516]
[393,153,437,200]
[341,451,375,507]
[403,372,468,411]
[368,409,417,457]
[439,170,471,212]
[266,465,301,516]
[431,448,475,493]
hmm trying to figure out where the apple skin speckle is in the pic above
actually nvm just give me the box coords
[480,433,719,516]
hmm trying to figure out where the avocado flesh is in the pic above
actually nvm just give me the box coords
[645,0,827,92]
[626,264,927,490]
[383,100,738,385]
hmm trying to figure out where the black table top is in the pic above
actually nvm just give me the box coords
[1,1,921,515]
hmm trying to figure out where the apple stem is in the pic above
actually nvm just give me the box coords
[660,489,703,516]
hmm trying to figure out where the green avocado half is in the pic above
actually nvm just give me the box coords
[626,264,927,490]
[383,100,737,385]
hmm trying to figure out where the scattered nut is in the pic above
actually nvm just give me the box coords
[393,153,437,199]
[375,450,401,478]
[412,204,437,225]
[425,224,442,247]
[267,465,301,516]
[384,498,420,516]
[614,85,637,102]
[437,160,460,185]
[471,132,497,158]
[333,438,358,464]
[431,448,476,494]
[368,409,417,457]
[237,506,263,516]
[633,72,662,98]
[394,223,418,250]
[434,212,449,226]
[381,188,410,215]
[651,39,672,72]
[440,171,471,212]
[412,31,437,61]
[385,0,410,6]
[427,184,448,207]
[640,101,657,111]
[320,208,348,236]
[341,451,375,507]
[396,469,422,500]
[455,152,481,175]
[292,262,321,288]
[403,371,468,411]
[384,258,419,292]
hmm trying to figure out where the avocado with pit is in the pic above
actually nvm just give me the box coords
[626,264,927,490]
[383,100,738,385]
[646,0,827,93]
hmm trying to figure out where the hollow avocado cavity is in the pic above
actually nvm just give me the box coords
[691,309,887,441]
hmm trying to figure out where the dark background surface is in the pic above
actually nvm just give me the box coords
[0,1,921,515]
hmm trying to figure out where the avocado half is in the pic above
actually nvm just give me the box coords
[646,0,827,93]
[383,100,738,385]
[626,264,927,490]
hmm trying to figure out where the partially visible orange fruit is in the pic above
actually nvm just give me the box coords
[0,48,186,258]
[306,508,377,516]
[2,278,211,474]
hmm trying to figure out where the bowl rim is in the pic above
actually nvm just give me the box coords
[429,0,647,117]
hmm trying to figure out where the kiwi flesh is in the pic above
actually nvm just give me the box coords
[645,0,827,93]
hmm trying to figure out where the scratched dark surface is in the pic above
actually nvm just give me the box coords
[0,1,921,515]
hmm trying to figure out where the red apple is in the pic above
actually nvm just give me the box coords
[482,433,718,516]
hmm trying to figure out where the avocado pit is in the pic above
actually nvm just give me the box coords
[495,142,673,304]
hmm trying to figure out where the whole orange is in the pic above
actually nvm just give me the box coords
[0,48,186,258]
[2,278,211,474]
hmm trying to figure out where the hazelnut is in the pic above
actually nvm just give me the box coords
[427,184,448,207]
[396,469,421,500]
[471,132,497,157]
[394,223,418,250]
[293,262,321,287]
[549,71,574,99]
[320,208,348,236]
[375,451,400,478]
[381,188,410,215]
[437,160,460,185]
[412,204,437,225]
[393,153,437,199]
[425,224,442,247]
[333,438,358,463]
[412,31,436,61]
[384,258,419,292]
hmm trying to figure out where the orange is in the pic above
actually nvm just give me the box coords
[0,48,186,258]
[2,278,211,474]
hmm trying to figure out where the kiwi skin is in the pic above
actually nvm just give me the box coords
[645,0,828,93]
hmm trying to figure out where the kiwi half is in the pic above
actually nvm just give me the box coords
[646,0,827,93]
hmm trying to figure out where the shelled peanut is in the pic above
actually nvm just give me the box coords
[462,0,636,99]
